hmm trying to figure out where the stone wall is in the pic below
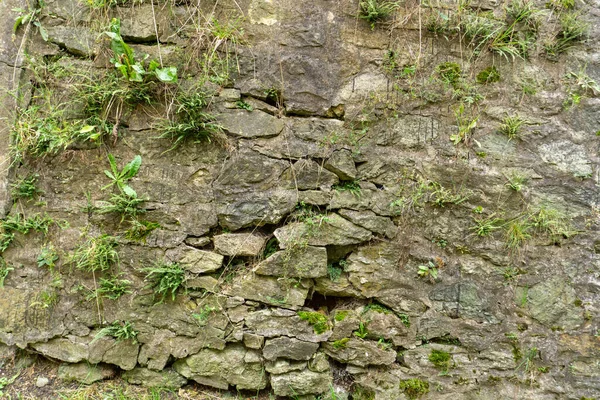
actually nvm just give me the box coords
[0,0,599,398]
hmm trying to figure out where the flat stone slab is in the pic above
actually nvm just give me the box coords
[255,245,327,278]
[274,213,372,248]
[177,248,224,274]
[217,110,285,138]
[213,233,267,257]
[263,337,319,361]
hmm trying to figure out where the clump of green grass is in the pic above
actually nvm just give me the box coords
[332,337,350,349]
[192,304,218,326]
[544,12,589,59]
[0,213,55,253]
[37,245,58,269]
[10,107,99,161]
[298,311,330,334]
[530,206,574,239]
[93,320,138,344]
[546,0,574,10]
[353,321,369,339]
[499,115,526,140]
[471,214,504,237]
[506,173,527,192]
[71,235,119,272]
[0,258,14,287]
[504,218,532,250]
[334,310,349,322]
[359,0,400,29]
[156,91,224,152]
[142,261,186,303]
[399,378,429,399]
[97,193,146,222]
[11,174,43,200]
[91,275,132,300]
[429,349,452,371]
[124,220,160,242]
[333,180,362,197]
[476,66,500,84]
[436,62,462,87]
[327,264,343,281]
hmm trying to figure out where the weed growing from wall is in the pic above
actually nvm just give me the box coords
[142,261,186,303]
[71,235,119,272]
[93,320,138,343]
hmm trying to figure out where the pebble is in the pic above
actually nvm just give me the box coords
[35,376,49,388]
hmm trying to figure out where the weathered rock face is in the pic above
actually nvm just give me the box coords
[0,0,599,398]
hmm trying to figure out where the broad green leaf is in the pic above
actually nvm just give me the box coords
[107,154,118,175]
[122,185,137,198]
[36,22,48,41]
[104,170,116,181]
[125,155,142,178]
[13,16,24,33]
[148,59,159,72]
[80,125,96,133]
[155,67,178,83]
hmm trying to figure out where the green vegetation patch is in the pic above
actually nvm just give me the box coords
[429,349,452,371]
[298,311,330,334]
[399,378,430,399]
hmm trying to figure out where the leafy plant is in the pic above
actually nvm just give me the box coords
[235,100,253,111]
[506,173,527,192]
[499,115,526,140]
[429,349,452,372]
[93,320,138,343]
[102,154,142,197]
[91,275,132,300]
[399,379,429,399]
[354,321,369,339]
[436,62,462,87]
[192,304,217,326]
[471,214,504,237]
[71,235,119,272]
[124,219,160,241]
[327,264,343,282]
[0,213,55,253]
[11,174,43,200]
[417,261,438,282]
[97,192,146,222]
[13,3,48,41]
[359,0,399,29]
[504,218,532,249]
[156,91,224,152]
[104,19,177,83]
[0,258,14,287]
[332,337,350,349]
[333,180,362,197]
[142,261,186,303]
[298,311,330,334]
[476,66,500,84]
[37,245,58,269]
[544,12,588,59]
[451,104,478,145]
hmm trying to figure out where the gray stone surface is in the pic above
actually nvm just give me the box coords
[262,336,319,361]
[274,213,372,248]
[324,150,357,180]
[57,362,116,384]
[254,245,327,278]
[122,367,187,389]
[213,233,267,257]
[173,344,267,391]
[217,109,285,138]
